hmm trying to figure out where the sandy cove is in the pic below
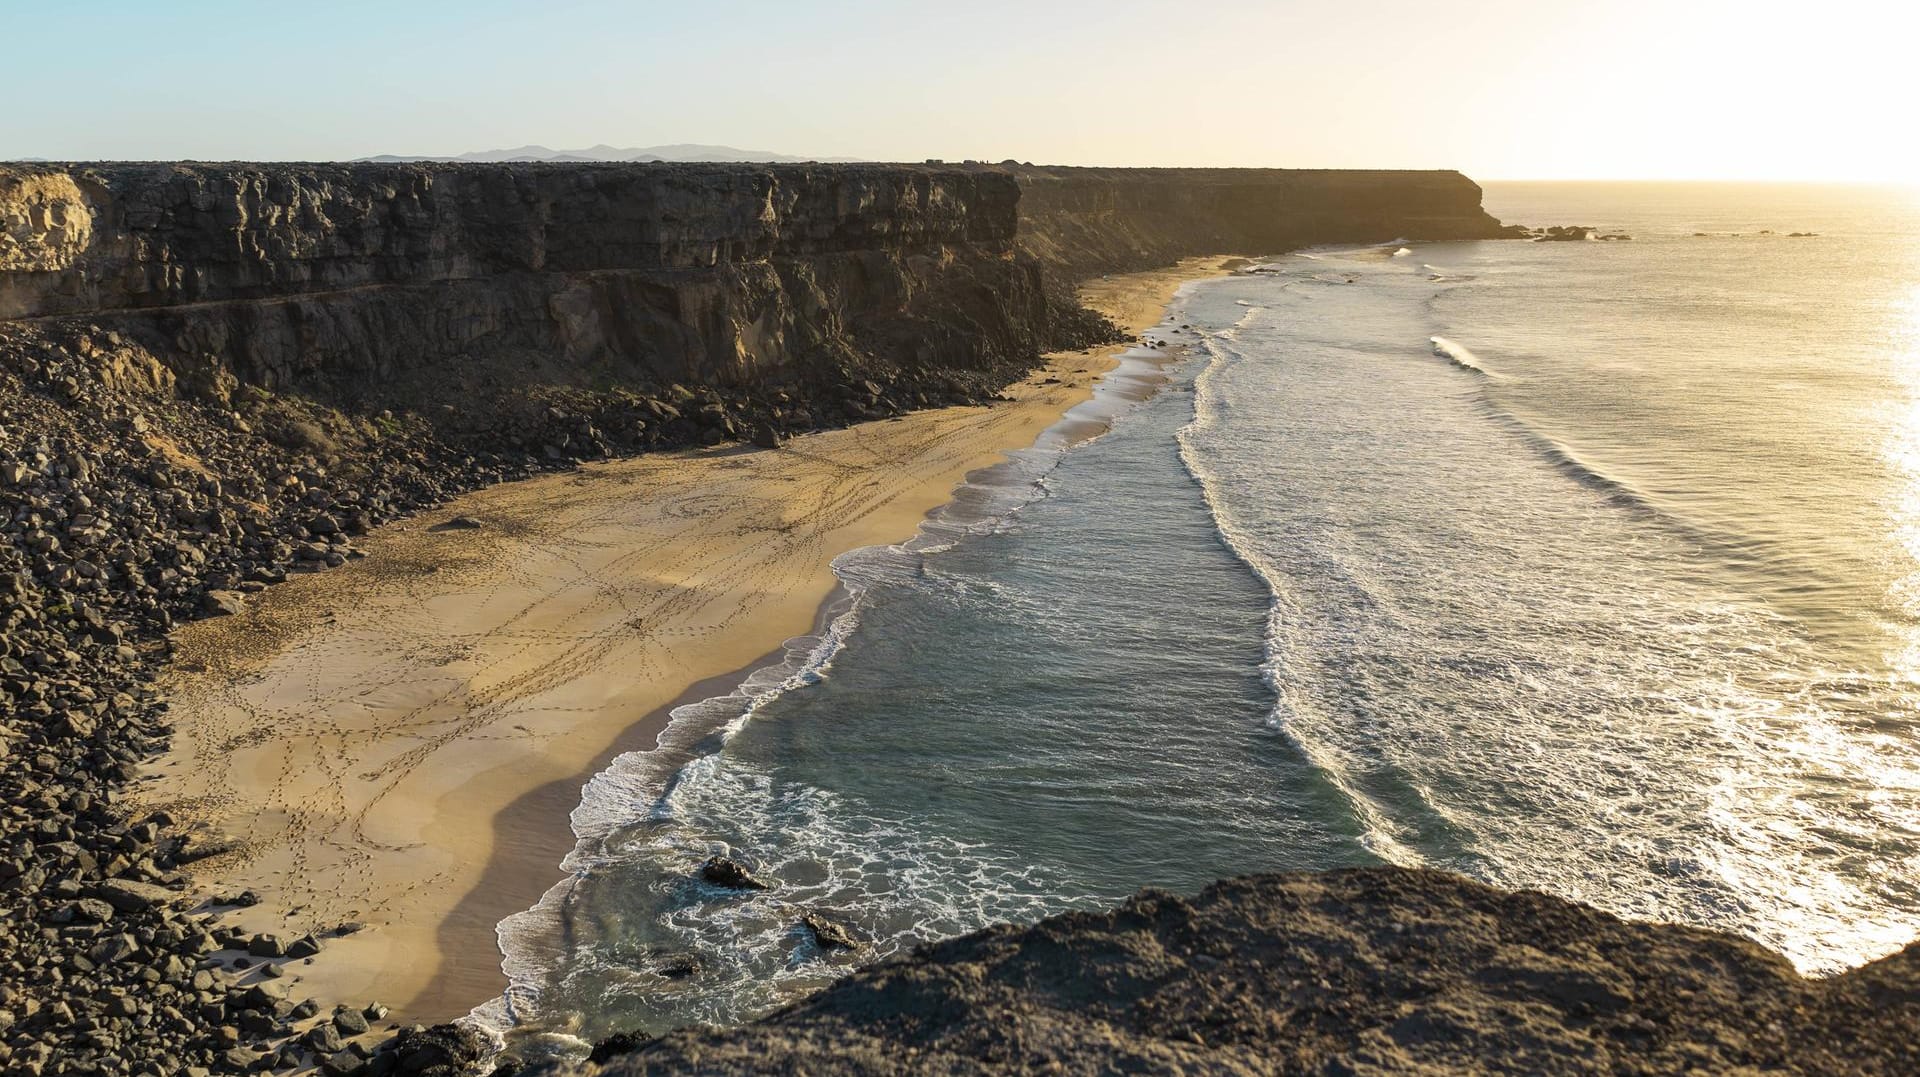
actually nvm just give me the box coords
[137,257,1230,1024]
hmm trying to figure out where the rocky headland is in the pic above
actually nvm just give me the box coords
[5,161,1900,1076]
[1010,165,1517,280]
[559,868,1920,1076]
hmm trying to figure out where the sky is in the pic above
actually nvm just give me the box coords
[2,0,1913,183]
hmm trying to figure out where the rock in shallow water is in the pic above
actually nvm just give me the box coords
[800,911,857,952]
[699,855,770,891]
[386,1022,494,1076]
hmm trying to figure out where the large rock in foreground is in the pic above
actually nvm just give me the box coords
[579,868,1918,1075]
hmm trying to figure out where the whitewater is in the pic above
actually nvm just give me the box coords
[480,182,1920,1054]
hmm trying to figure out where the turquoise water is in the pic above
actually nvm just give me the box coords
[484,183,1920,1050]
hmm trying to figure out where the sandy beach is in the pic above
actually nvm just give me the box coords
[138,257,1229,1023]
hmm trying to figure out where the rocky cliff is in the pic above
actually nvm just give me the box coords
[0,162,1108,418]
[1012,166,1516,281]
[564,868,1919,1076]
[1,162,1512,423]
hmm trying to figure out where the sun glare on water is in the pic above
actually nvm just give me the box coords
[1888,284,1920,683]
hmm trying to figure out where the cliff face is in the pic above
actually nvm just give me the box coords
[0,162,1089,410]
[1,163,1511,418]
[1013,166,1515,280]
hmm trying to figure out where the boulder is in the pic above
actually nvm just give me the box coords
[388,1022,492,1076]
[699,855,770,891]
[201,590,245,617]
[68,898,116,924]
[334,1005,370,1035]
[305,1023,346,1055]
[93,878,175,912]
[801,911,858,951]
[587,1030,656,1064]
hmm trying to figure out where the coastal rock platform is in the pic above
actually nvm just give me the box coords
[573,868,1919,1076]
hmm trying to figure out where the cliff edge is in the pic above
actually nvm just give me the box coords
[1,162,1511,423]
[0,162,1107,421]
[567,868,1919,1076]
[1013,166,1515,280]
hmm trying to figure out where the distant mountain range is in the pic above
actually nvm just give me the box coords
[0,146,861,165]
[354,143,864,164]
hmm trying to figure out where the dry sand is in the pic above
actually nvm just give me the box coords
[139,257,1231,1023]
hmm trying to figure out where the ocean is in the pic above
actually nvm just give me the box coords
[478,182,1920,1054]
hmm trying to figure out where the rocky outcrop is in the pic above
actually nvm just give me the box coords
[0,172,94,275]
[1012,166,1520,281]
[571,868,1919,1076]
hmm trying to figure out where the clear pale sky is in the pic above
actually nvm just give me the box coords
[2,0,1911,182]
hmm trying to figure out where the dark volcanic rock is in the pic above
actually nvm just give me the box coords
[699,855,770,891]
[749,422,784,450]
[0,162,1114,419]
[586,1031,656,1065]
[387,1022,493,1076]
[1012,165,1515,281]
[93,877,175,912]
[579,869,1920,1076]
[201,588,246,616]
[800,911,857,951]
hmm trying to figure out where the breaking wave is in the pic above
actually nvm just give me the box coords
[474,333,1201,1049]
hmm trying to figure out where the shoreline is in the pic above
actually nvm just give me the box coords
[137,256,1237,1025]
[481,268,1224,1039]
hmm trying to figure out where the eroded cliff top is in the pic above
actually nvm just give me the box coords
[573,867,1919,1076]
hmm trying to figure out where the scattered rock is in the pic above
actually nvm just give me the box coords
[305,1022,346,1055]
[387,1022,492,1076]
[201,589,246,616]
[750,422,784,450]
[656,956,701,981]
[587,1030,656,1064]
[334,1004,371,1035]
[94,877,176,912]
[801,911,858,951]
[700,855,770,891]
[67,897,117,924]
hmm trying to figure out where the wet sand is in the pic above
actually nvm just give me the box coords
[138,257,1231,1022]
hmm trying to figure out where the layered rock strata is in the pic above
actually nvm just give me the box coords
[1012,165,1518,280]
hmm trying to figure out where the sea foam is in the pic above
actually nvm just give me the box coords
[475,319,1202,1044]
